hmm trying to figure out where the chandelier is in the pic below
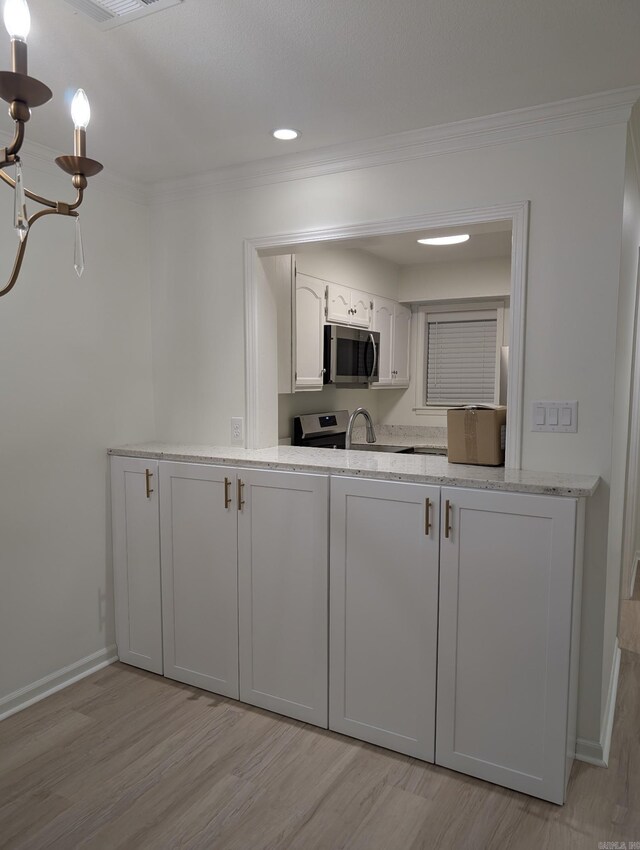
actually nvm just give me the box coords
[0,0,102,297]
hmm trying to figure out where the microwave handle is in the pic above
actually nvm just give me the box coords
[368,333,378,380]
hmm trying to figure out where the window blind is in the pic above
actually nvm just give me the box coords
[425,317,497,405]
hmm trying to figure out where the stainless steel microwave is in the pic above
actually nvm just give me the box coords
[323,325,380,388]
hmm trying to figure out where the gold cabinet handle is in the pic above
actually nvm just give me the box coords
[145,468,154,499]
[237,478,245,511]
[425,498,431,536]
[444,499,452,539]
[224,477,231,509]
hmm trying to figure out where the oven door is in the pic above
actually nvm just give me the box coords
[324,325,379,386]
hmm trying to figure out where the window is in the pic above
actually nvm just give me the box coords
[415,306,505,409]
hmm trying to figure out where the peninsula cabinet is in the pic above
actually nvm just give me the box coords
[110,457,329,726]
[111,456,163,675]
[437,487,582,804]
[159,462,239,697]
[110,452,585,804]
[329,476,440,761]
[238,469,329,727]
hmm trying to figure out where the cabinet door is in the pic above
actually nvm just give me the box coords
[350,289,372,328]
[371,298,394,387]
[160,462,239,698]
[330,477,440,760]
[326,282,352,324]
[437,487,576,803]
[392,304,411,386]
[295,273,326,391]
[110,456,163,674]
[238,469,329,727]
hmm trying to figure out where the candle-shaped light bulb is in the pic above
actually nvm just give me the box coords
[3,0,30,41]
[71,89,90,130]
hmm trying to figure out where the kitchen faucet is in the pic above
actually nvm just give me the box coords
[345,407,376,450]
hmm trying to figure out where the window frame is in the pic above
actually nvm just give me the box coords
[413,301,506,415]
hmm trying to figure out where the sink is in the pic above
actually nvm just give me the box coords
[349,444,415,454]
[413,446,448,456]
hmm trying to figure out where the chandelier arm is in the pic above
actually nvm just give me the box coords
[0,120,25,165]
[68,187,84,211]
[0,167,60,208]
[0,206,77,298]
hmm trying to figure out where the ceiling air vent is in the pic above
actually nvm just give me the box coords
[64,0,183,30]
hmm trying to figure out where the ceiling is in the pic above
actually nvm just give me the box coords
[12,0,640,184]
[343,221,512,266]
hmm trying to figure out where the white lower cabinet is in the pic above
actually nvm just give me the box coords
[238,469,329,727]
[111,456,163,675]
[437,487,579,804]
[159,462,239,697]
[111,455,582,804]
[329,476,440,760]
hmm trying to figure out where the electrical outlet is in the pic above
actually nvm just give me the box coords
[231,417,244,446]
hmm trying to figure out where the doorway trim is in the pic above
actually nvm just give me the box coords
[244,201,529,468]
[621,249,640,598]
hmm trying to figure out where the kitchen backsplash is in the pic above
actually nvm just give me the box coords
[351,424,447,449]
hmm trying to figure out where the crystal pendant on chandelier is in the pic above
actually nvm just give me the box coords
[74,215,84,278]
[14,160,29,242]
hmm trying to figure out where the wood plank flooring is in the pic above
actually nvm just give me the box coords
[1,652,639,850]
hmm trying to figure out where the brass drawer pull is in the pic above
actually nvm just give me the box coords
[145,468,154,499]
[444,499,452,538]
[425,498,431,536]
[224,477,231,509]
[237,478,245,511]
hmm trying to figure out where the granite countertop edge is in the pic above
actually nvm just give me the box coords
[108,444,600,498]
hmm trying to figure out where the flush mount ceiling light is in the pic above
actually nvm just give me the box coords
[0,0,102,298]
[272,128,301,141]
[417,234,470,246]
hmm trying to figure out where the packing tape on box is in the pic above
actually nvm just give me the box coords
[464,409,478,464]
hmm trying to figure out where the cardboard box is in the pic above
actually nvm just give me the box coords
[447,405,507,466]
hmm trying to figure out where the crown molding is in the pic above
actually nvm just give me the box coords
[151,86,640,204]
[0,131,149,206]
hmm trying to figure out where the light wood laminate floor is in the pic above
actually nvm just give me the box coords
[1,653,639,850]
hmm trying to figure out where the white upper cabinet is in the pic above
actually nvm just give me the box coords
[372,297,411,388]
[372,299,394,386]
[393,303,411,386]
[295,273,326,391]
[326,282,371,328]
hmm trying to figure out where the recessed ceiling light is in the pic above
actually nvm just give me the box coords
[417,234,470,245]
[272,128,301,141]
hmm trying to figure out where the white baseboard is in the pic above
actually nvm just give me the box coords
[0,645,118,722]
[575,639,621,767]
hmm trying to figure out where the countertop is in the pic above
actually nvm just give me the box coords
[108,443,600,498]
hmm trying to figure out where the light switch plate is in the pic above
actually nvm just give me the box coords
[531,401,578,433]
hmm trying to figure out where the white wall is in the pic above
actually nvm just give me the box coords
[398,256,511,302]
[378,257,512,427]
[295,245,400,299]
[148,119,628,750]
[0,152,155,707]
